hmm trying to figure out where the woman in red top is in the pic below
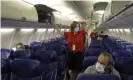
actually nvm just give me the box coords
[90,30,98,38]
[64,21,86,80]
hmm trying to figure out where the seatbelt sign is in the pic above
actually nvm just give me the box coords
[72,45,76,51]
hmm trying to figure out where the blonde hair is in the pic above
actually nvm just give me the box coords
[15,42,25,49]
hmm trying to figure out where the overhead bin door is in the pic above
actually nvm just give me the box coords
[1,0,38,22]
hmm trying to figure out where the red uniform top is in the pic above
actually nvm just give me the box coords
[64,29,86,52]
[90,32,98,38]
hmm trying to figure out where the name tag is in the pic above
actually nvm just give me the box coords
[72,45,76,51]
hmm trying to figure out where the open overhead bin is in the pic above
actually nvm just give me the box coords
[101,2,133,29]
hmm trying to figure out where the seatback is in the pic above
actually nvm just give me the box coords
[126,45,133,56]
[34,50,58,80]
[84,49,102,57]
[76,74,120,80]
[30,42,42,52]
[83,57,97,70]
[13,49,32,59]
[24,45,30,49]
[47,42,66,56]
[121,42,133,48]
[90,44,102,48]
[129,76,133,80]
[115,58,133,80]
[1,58,10,80]
[1,48,13,59]
[112,50,132,60]
[10,59,42,80]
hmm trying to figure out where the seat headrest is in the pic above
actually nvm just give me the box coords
[1,58,10,73]
[10,59,42,78]
[115,57,133,75]
[30,42,42,47]
[83,57,97,69]
[129,76,133,80]
[112,50,132,58]
[1,48,13,59]
[77,74,120,80]
[24,45,30,49]
[48,43,65,55]
[34,50,57,63]
[84,49,102,57]
[126,45,133,53]
[13,49,32,59]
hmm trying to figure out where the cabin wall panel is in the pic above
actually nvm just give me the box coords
[108,29,133,43]
[1,28,60,49]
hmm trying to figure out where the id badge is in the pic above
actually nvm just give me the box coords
[72,45,76,51]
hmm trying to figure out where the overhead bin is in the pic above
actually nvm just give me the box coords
[93,2,108,11]
[34,4,55,23]
[1,0,38,22]
[101,2,133,28]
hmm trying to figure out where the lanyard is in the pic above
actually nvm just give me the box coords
[72,33,76,51]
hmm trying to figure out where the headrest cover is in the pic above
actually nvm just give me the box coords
[10,59,42,78]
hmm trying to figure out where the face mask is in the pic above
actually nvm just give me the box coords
[74,26,79,32]
[96,62,105,73]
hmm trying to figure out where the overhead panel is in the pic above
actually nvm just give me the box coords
[102,2,133,29]
[1,0,38,22]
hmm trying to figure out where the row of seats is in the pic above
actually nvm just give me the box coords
[81,36,133,80]
[103,36,133,58]
[103,36,133,80]
[78,37,122,80]
[77,74,133,80]
[1,37,68,80]
[83,37,106,70]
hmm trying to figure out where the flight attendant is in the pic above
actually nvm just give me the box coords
[64,21,86,80]
[90,30,98,38]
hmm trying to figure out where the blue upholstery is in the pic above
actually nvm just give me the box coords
[34,50,57,63]
[76,74,120,80]
[34,50,58,80]
[1,48,13,59]
[30,42,42,47]
[1,58,10,80]
[30,42,42,52]
[115,57,133,75]
[129,76,133,80]
[90,44,102,48]
[47,42,66,56]
[83,57,97,70]
[126,45,133,55]
[84,49,102,57]
[112,50,132,59]
[121,43,133,48]
[13,49,32,59]
[24,45,30,49]
[10,59,42,80]
[115,58,133,80]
